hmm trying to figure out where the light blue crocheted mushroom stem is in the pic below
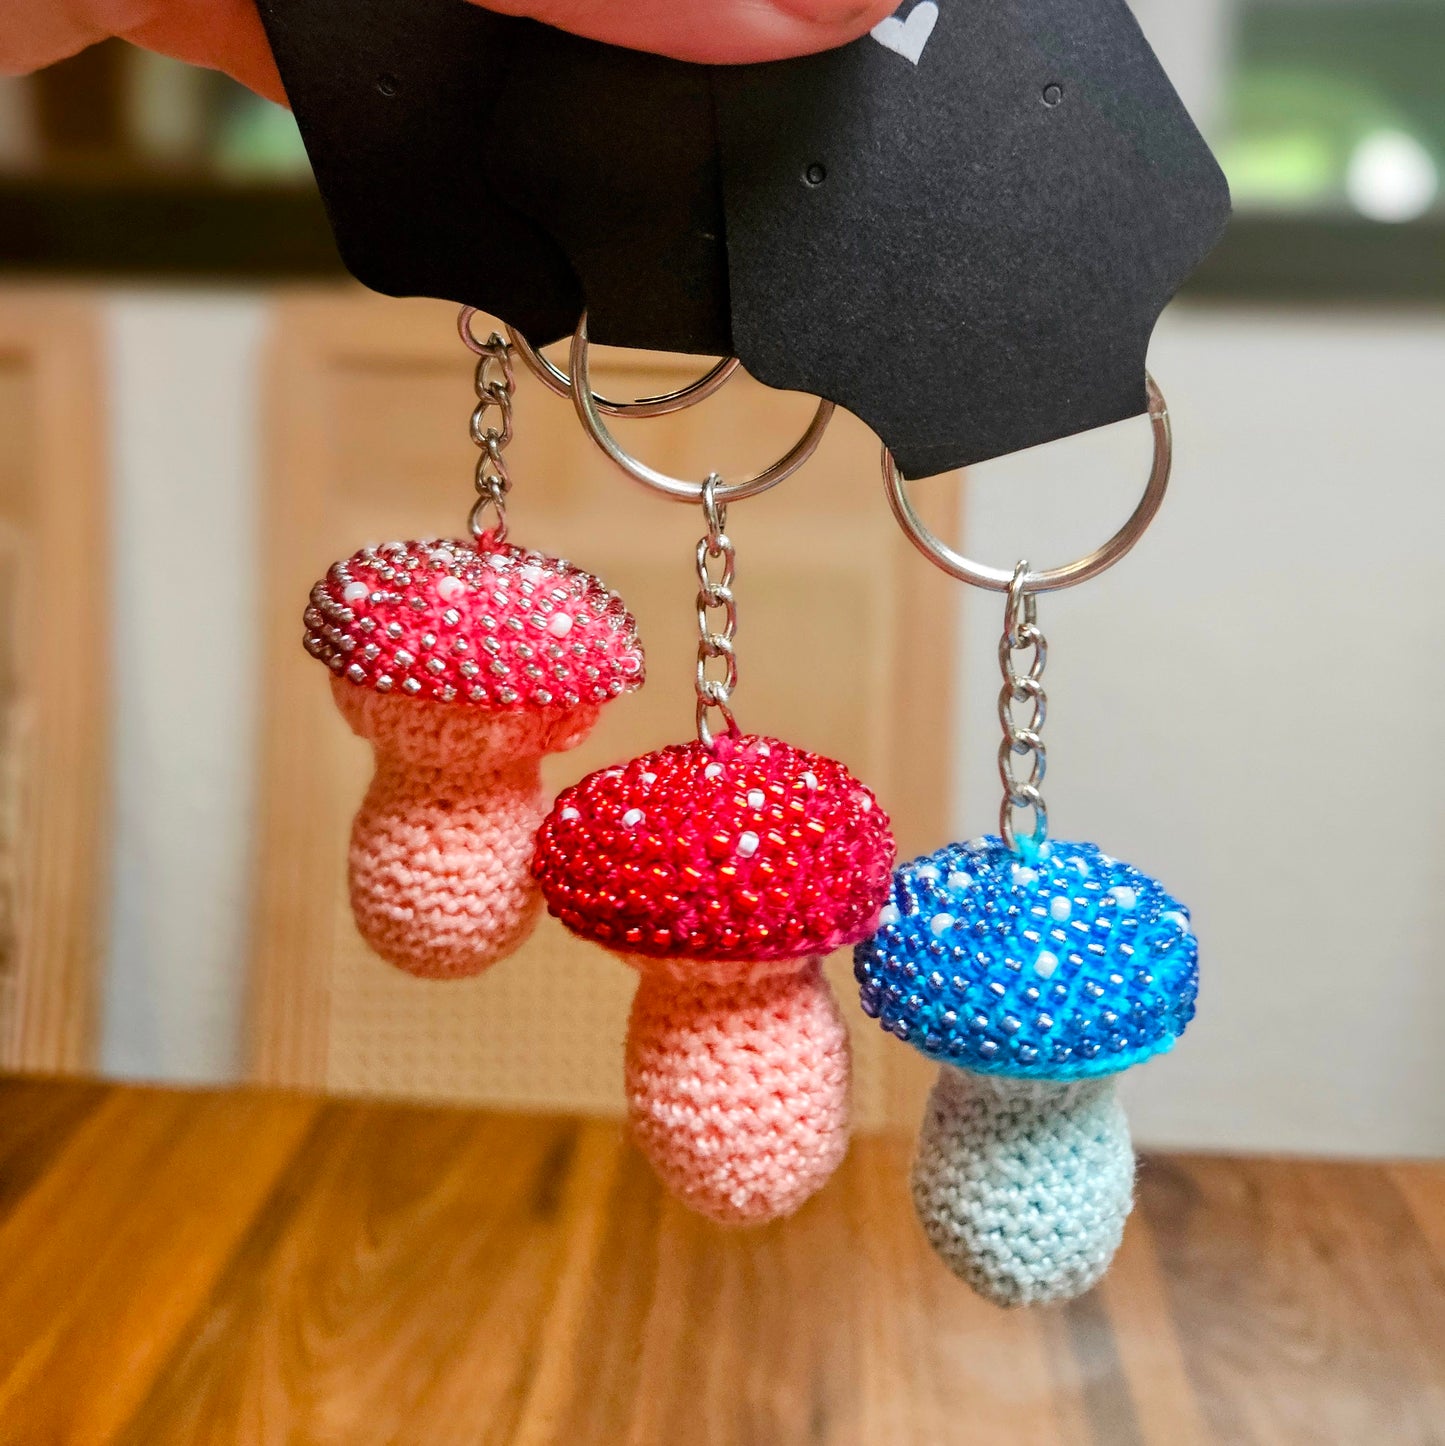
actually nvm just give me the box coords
[911,1065,1135,1308]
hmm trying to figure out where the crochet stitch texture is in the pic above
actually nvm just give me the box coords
[337,684,596,978]
[534,733,895,1223]
[912,1066,1134,1308]
[856,835,1196,1304]
[625,956,851,1225]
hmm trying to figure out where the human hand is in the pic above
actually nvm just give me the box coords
[3,0,901,106]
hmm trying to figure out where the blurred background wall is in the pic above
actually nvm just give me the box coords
[0,0,1442,1153]
[101,295,263,1081]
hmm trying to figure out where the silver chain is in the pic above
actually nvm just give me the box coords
[998,561,1049,853]
[695,475,740,747]
[459,310,516,546]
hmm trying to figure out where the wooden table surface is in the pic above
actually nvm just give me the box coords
[0,1079,1441,1445]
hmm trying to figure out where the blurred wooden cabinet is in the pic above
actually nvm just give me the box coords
[251,294,957,1129]
[0,294,108,1071]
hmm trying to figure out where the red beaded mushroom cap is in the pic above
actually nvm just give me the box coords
[303,539,644,709]
[533,733,896,961]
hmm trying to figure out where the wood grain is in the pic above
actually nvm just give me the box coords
[0,290,109,1072]
[1139,1155,1445,1446]
[1391,1162,1445,1265]
[0,1084,319,1441]
[0,1081,1440,1446]
[0,1074,109,1222]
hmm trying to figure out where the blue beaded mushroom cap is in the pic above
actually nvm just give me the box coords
[854,837,1198,1080]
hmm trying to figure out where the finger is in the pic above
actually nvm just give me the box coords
[119,0,287,104]
[479,0,900,64]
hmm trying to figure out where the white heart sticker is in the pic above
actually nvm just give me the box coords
[870,1,940,66]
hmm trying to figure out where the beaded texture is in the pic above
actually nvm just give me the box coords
[534,733,895,1225]
[855,836,1198,1080]
[533,733,893,961]
[912,1067,1134,1308]
[306,537,643,978]
[305,538,644,708]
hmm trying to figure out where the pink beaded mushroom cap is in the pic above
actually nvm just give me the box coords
[533,733,896,1224]
[304,539,643,979]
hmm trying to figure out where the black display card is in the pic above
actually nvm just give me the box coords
[255,0,1230,475]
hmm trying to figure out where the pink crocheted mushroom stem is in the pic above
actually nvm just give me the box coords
[333,680,599,772]
[623,954,852,1226]
[336,684,599,979]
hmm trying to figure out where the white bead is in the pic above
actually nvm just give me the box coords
[737,831,760,859]
[747,789,765,809]
[1161,910,1191,933]
[1013,865,1038,887]
[858,793,873,811]
[930,913,954,936]
[1034,951,1059,979]
[947,871,973,891]
[437,576,466,603]
[704,763,724,781]
[879,903,900,926]
[917,865,940,882]
[641,772,657,786]
[559,806,580,821]
[342,581,369,604]
[803,771,818,790]
[1049,896,1072,922]
[1109,886,1137,911]
[622,808,644,827]
[547,612,574,639]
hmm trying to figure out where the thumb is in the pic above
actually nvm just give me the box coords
[480,0,900,65]
[0,0,899,111]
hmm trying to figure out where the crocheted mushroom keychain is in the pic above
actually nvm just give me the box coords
[534,477,896,1224]
[859,385,1199,1305]
[303,315,643,978]
[856,833,1196,1305]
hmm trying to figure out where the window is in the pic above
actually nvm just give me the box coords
[0,43,308,182]
[1217,0,1445,221]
